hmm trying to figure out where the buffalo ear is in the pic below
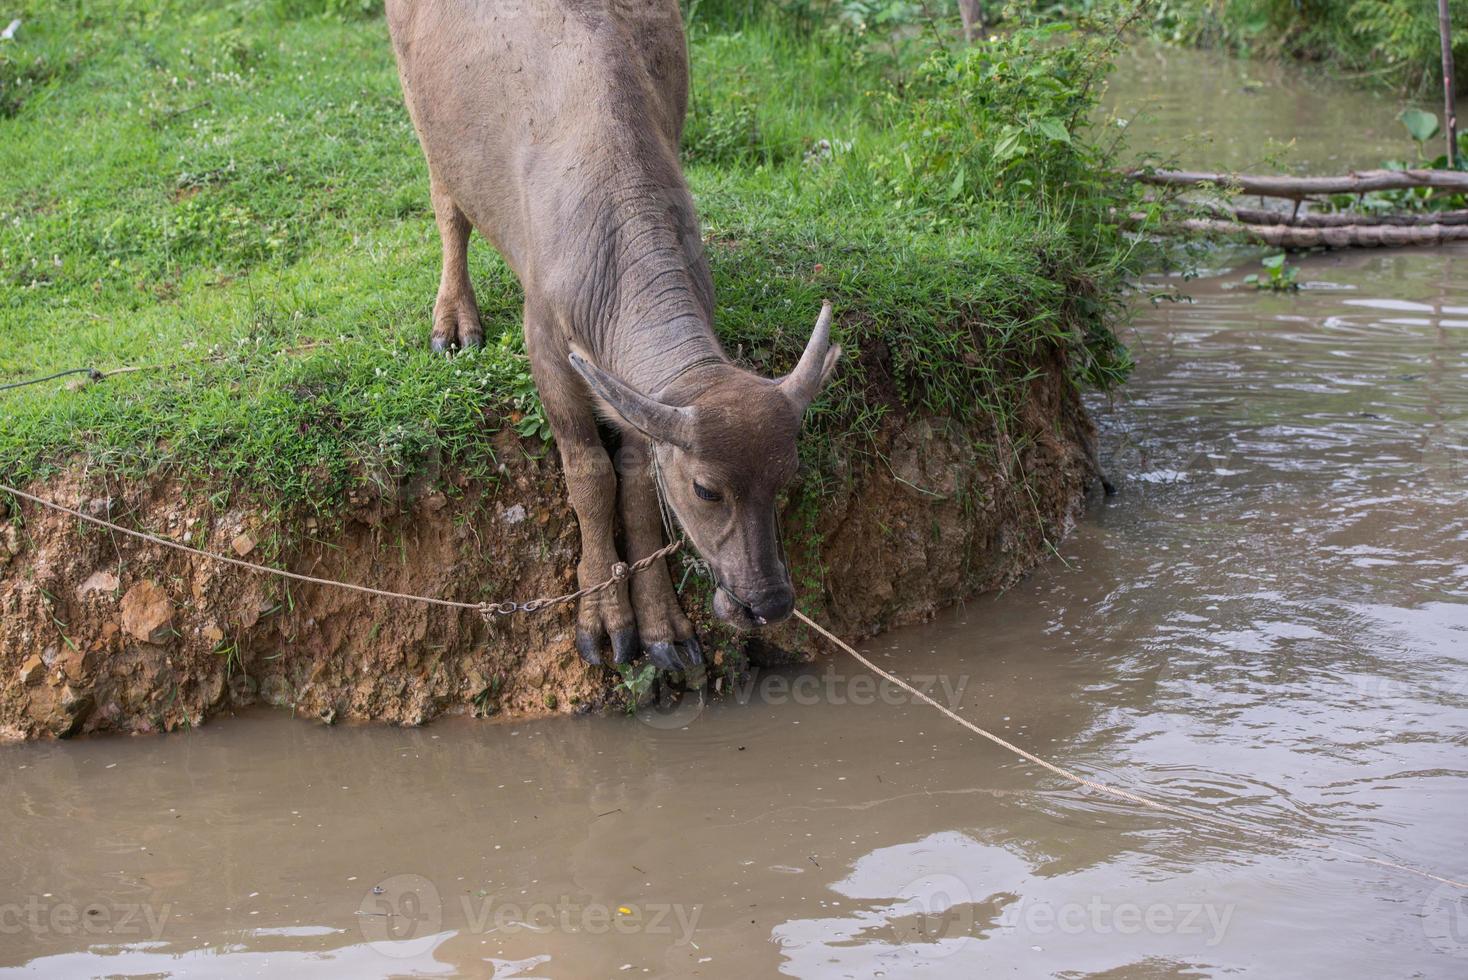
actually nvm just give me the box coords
[568,351,696,449]
[780,301,842,413]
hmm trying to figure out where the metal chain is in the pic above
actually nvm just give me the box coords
[474,535,683,621]
[0,482,681,623]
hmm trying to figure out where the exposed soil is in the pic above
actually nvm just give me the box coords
[0,351,1099,739]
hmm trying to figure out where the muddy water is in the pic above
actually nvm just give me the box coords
[1105,41,1440,172]
[5,52,1468,980]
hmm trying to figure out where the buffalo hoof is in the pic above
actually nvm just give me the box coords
[610,627,640,666]
[575,627,641,667]
[644,635,703,672]
[429,332,484,355]
[676,635,704,670]
[645,641,681,671]
[575,630,604,666]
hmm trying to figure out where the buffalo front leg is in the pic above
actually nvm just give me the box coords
[524,309,637,666]
[429,178,483,354]
[617,436,702,670]
[561,438,640,665]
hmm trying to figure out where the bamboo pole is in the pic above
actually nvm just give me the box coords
[1130,168,1468,198]
[1133,215,1468,247]
[1440,0,1458,166]
[1218,204,1468,227]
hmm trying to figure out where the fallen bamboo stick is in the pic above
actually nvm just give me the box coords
[1153,217,1468,248]
[1221,205,1468,228]
[1131,168,1468,199]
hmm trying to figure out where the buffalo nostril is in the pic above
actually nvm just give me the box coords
[751,591,794,626]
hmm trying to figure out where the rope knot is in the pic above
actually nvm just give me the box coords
[478,600,518,620]
[610,561,629,581]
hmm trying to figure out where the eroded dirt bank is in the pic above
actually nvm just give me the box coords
[0,355,1098,739]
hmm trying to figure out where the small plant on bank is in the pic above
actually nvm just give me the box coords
[1243,252,1299,291]
[471,674,504,717]
[614,662,658,713]
[214,640,245,679]
[499,331,553,443]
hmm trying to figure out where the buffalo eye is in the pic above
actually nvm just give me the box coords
[693,481,722,502]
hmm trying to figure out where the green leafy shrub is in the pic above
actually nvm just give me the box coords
[684,89,765,163]
[874,22,1113,207]
[865,16,1141,389]
[1349,0,1468,92]
[1131,0,1468,94]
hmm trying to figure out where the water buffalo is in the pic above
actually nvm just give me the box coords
[386,0,839,669]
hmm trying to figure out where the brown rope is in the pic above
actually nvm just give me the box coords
[3,480,1459,889]
[0,483,681,622]
[793,609,1468,890]
[0,341,336,395]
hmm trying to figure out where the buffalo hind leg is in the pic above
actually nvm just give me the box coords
[616,435,701,670]
[429,178,483,353]
[524,302,638,665]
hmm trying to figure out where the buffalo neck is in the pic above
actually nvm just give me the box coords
[571,162,727,397]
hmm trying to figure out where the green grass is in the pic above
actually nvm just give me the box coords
[0,0,1132,517]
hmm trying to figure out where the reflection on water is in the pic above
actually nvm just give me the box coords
[5,49,1468,980]
[1103,42,1442,172]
